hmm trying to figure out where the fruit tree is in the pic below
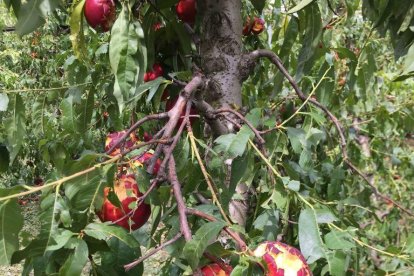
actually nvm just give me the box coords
[1,0,414,275]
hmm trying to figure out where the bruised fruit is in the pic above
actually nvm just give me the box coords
[84,0,116,32]
[166,96,197,128]
[201,263,232,276]
[144,63,164,82]
[243,17,265,35]
[253,241,312,276]
[98,174,150,230]
[176,0,196,24]
[251,17,265,35]
[105,131,138,156]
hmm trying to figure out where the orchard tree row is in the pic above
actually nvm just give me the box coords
[0,0,414,275]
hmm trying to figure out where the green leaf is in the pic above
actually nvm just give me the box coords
[59,239,89,276]
[15,0,45,36]
[250,0,266,13]
[214,126,254,158]
[0,93,9,111]
[287,0,315,14]
[60,95,80,134]
[4,94,26,164]
[110,8,146,112]
[65,163,115,213]
[79,88,95,136]
[326,250,348,276]
[315,208,338,224]
[298,208,326,263]
[100,237,143,276]
[286,127,306,154]
[83,223,140,247]
[296,3,322,80]
[45,229,76,251]
[324,230,355,250]
[0,200,23,265]
[69,0,87,60]
[182,221,226,269]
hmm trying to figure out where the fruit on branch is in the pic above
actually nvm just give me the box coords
[201,263,232,276]
[243,17,265,35]
[166,96,197,128]
[130,152,161,175]
[144,63,164,82]
[143,132,153,142]
[175,0,196,24]
[251,17,265,35]
[98,174,150,230]
[105,131,138,156]
[84,0,116,32]
[243,17,252,36]
[253,241,312,276]
[153,22,163,31]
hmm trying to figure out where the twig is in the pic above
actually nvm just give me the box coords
[106,113,169,155]
[187,125,232,224]
[0,155,120,202]
[214,108,266,146]
[250,49,414,217]
[124,232,183,271]
[169,157,192,241]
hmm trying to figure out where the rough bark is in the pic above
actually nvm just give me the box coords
[197,0,250,226]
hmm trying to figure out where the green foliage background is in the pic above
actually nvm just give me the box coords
[0,0,413,275]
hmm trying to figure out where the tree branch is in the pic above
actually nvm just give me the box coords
[169,157,192,241]
[250,49,414,217]
[185,208,248,251]
[124,232,183,271]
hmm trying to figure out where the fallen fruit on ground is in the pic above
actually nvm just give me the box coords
[253,241,312,276]
[201,263,232,276]
[98,174,150,230]
[105,131,138,156]
[84,0,116,32]
[176,0,196,24]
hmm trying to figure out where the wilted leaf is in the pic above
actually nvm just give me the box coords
[69,0,87,61]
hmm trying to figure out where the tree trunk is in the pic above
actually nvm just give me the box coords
[197,0,250,226]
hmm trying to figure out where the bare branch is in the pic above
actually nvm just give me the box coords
[169,157,192,241]
[106,113,169,155]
